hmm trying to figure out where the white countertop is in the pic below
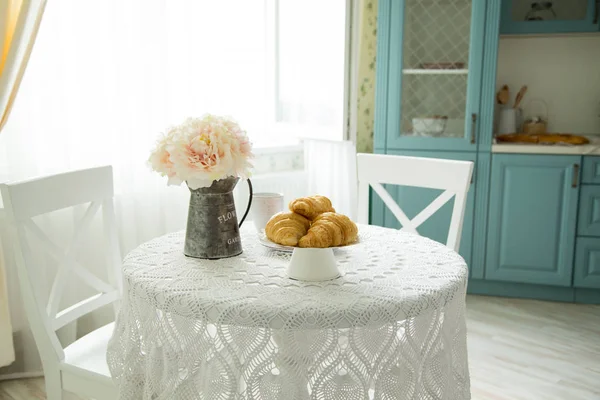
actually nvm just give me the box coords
[492,135,600,155]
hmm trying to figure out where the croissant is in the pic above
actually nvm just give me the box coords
[289,195,335,220]
[298,212,358,248]
[265,212,311,246]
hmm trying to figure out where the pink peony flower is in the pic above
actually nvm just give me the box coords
[148,114,254,189]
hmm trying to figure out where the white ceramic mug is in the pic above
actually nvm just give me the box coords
[251,192,285,233]
[497,106,522,134]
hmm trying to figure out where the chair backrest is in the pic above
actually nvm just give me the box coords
[356,153,473,251]
[0,166,122,366]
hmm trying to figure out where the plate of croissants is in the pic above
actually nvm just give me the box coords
[262,195,359,251]
[261,195,359,282]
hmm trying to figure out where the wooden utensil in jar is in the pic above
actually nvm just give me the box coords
[496,85,509,105]
[513,85,528,109]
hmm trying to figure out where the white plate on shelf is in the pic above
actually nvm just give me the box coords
[258,233,360,253]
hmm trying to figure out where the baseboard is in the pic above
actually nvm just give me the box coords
[468,279,600,304]
[467,279,576,303]
[574,288,600,304]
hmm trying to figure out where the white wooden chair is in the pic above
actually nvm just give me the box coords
[0,166,121,400]
[356,153,474,252]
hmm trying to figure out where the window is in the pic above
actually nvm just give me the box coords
[144,0,348,147]
[272,1,348,143]
[140,0,348,147]
[0,0,349,185]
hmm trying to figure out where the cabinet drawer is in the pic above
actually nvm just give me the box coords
[574,238,600,289]
[581,156,600,184]
[578,185,600,236]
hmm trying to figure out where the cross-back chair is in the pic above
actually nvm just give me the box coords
[0,166,121,400]
[356,153,474,252]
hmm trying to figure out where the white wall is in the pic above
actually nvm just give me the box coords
[497,36,600,134]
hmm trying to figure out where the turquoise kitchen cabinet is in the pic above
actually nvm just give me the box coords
[372,0,498,276]
[574,158,600,289]
[374,0,487,152]
[486,154,580,286]
[581,156,600,184]
[577,185,600,237]
[372,0,600,303]
[370,150,476,271]
[574,238,600,288]
[500,0,599,34]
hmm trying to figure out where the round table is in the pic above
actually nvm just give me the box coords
[107,224,470,400]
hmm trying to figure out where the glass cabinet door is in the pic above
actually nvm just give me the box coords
[387,0,485,151]
[501,0,599,34]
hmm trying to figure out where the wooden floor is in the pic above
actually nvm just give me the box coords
[1,295,599,399]
[467,295,600,399]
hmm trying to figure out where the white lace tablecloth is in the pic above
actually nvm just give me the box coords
[107,224,470,400]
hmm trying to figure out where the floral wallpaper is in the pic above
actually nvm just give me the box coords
[356,0,378,153]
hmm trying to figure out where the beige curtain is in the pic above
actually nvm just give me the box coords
[0,0,47,368]
[1,0,46,132]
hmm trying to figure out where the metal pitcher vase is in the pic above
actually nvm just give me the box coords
[184,176,253,259]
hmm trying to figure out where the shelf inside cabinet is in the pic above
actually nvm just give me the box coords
[402,69,469,75]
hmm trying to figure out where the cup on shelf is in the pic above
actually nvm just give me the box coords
[251,192,285,233]
[497,106,522,134]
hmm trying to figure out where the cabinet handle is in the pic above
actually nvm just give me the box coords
[470,113,477,144]
[573,164,580,188]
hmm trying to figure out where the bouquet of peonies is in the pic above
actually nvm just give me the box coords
[149,114,253,189]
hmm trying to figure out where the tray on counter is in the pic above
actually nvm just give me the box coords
[496,133,590,146]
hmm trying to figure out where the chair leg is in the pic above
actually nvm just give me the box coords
[44,368,63,400]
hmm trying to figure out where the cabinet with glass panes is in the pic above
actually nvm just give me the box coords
[372,0,500,294]
[375,0,487,152]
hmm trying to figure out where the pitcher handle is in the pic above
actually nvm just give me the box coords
[238,178,253,227]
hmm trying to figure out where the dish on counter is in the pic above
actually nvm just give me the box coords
[496,133,589,146]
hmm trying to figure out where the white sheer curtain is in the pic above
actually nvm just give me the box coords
[0,0,349,377]
[304,139,357,220]
[0,0,272,185]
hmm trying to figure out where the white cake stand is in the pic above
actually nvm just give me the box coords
[259,235,359,282]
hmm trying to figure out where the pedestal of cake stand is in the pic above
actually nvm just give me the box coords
[287,247,340,282]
